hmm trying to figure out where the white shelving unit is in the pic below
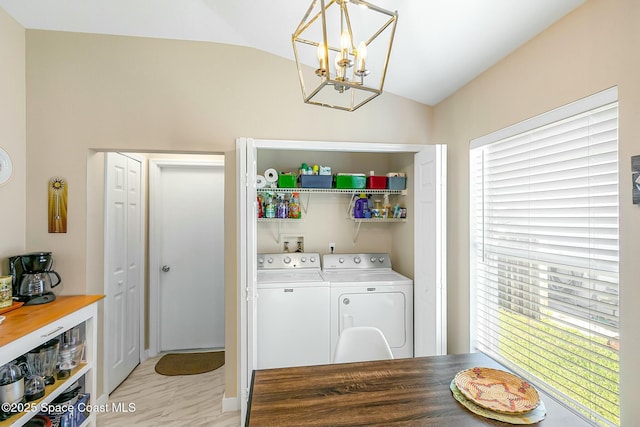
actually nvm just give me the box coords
[0,296,101,427]
[257,187,407,241]
[256,187,406,195]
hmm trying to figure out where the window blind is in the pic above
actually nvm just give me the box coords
[470,92,619,426]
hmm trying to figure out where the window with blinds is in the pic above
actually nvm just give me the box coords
[469,88,619,426]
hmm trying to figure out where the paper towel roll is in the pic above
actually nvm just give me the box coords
[256,175,266,188]
[264,168,278,182]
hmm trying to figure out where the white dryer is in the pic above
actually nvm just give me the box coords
[256,252,330,369]
[322,253,413,360]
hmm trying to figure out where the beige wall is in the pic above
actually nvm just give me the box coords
[432,0,639,423]
[0,8,26,263]
[22,30,431,400]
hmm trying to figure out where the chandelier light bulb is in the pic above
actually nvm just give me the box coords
[340,29,351,53]
[316,41,327,76]
[335,52,345,79]
[317,41,325,61]
[338,29,354,69]
[356,41,368,73]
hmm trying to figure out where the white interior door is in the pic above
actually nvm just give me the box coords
[105,152,142,394]
[414,145,447,356]
[153,161,225,352]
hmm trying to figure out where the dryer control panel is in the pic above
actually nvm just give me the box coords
[322,253,392,270]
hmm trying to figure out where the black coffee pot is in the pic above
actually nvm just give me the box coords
[9,252,61,305]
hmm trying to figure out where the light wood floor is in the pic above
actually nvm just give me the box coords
[97,355,241,427]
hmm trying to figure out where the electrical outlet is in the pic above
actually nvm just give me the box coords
[329,242,336,253]
[281,235,304,252]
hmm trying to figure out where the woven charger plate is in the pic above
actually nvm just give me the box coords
[453,367,540,414]
[450,380,546,424]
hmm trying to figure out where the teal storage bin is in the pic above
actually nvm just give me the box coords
[387,176,406,190]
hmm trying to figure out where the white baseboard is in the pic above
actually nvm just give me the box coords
[146,347,158,359]
[222,392,240,412]
[96,392,108,406]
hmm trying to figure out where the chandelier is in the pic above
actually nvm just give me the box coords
[292,0,398,112]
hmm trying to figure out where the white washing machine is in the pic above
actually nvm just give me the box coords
[256,252,330,369]
[323,253,413,360]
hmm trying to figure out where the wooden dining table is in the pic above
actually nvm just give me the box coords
[246,352,594,426]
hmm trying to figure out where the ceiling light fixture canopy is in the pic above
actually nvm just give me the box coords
[292,0,398,112]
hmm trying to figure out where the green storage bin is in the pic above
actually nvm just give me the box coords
[334,174,366,189]
[278,173,297,188]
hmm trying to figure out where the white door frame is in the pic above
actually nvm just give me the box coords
[237,137,447,422]
[237,138,256,422]
[148,158,225,356]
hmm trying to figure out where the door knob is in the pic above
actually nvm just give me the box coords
[161,265,171,272]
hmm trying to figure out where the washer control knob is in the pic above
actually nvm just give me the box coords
[370,257,377,263]
[354,256,361,264]
[378,257,385,263]
[301,256,307,263]
[339,258,345,264]
[283,256,292,264]
[258,257,264,265]
[310,256,316,263]
[343,298,350,305]
[267,257,274,264]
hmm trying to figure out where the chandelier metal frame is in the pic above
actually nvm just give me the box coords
[292,0,398,112]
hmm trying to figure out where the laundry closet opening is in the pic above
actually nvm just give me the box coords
[238,138,447,422]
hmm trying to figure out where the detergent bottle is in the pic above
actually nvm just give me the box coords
[353,194,368,218]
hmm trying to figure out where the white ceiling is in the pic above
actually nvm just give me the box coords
[0,0,585,106]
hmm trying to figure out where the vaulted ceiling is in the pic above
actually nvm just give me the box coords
[0,0,585,105]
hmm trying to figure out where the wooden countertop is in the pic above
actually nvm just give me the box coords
[0,295,103,347]
[247,352,594,427]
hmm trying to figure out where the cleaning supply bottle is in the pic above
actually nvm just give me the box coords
[383,193,392,218]
[256,196,264,218]
[353,193,368,218]
[289,192,301,219]
[276,194,288,219]
[265,195,275,218]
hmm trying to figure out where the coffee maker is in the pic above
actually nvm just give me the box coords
[9,252,61,305]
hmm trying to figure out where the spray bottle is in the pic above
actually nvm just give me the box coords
[383,193,392,218]
[265,194,275,218]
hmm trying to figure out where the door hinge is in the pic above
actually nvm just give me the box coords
[246,287,258,301]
